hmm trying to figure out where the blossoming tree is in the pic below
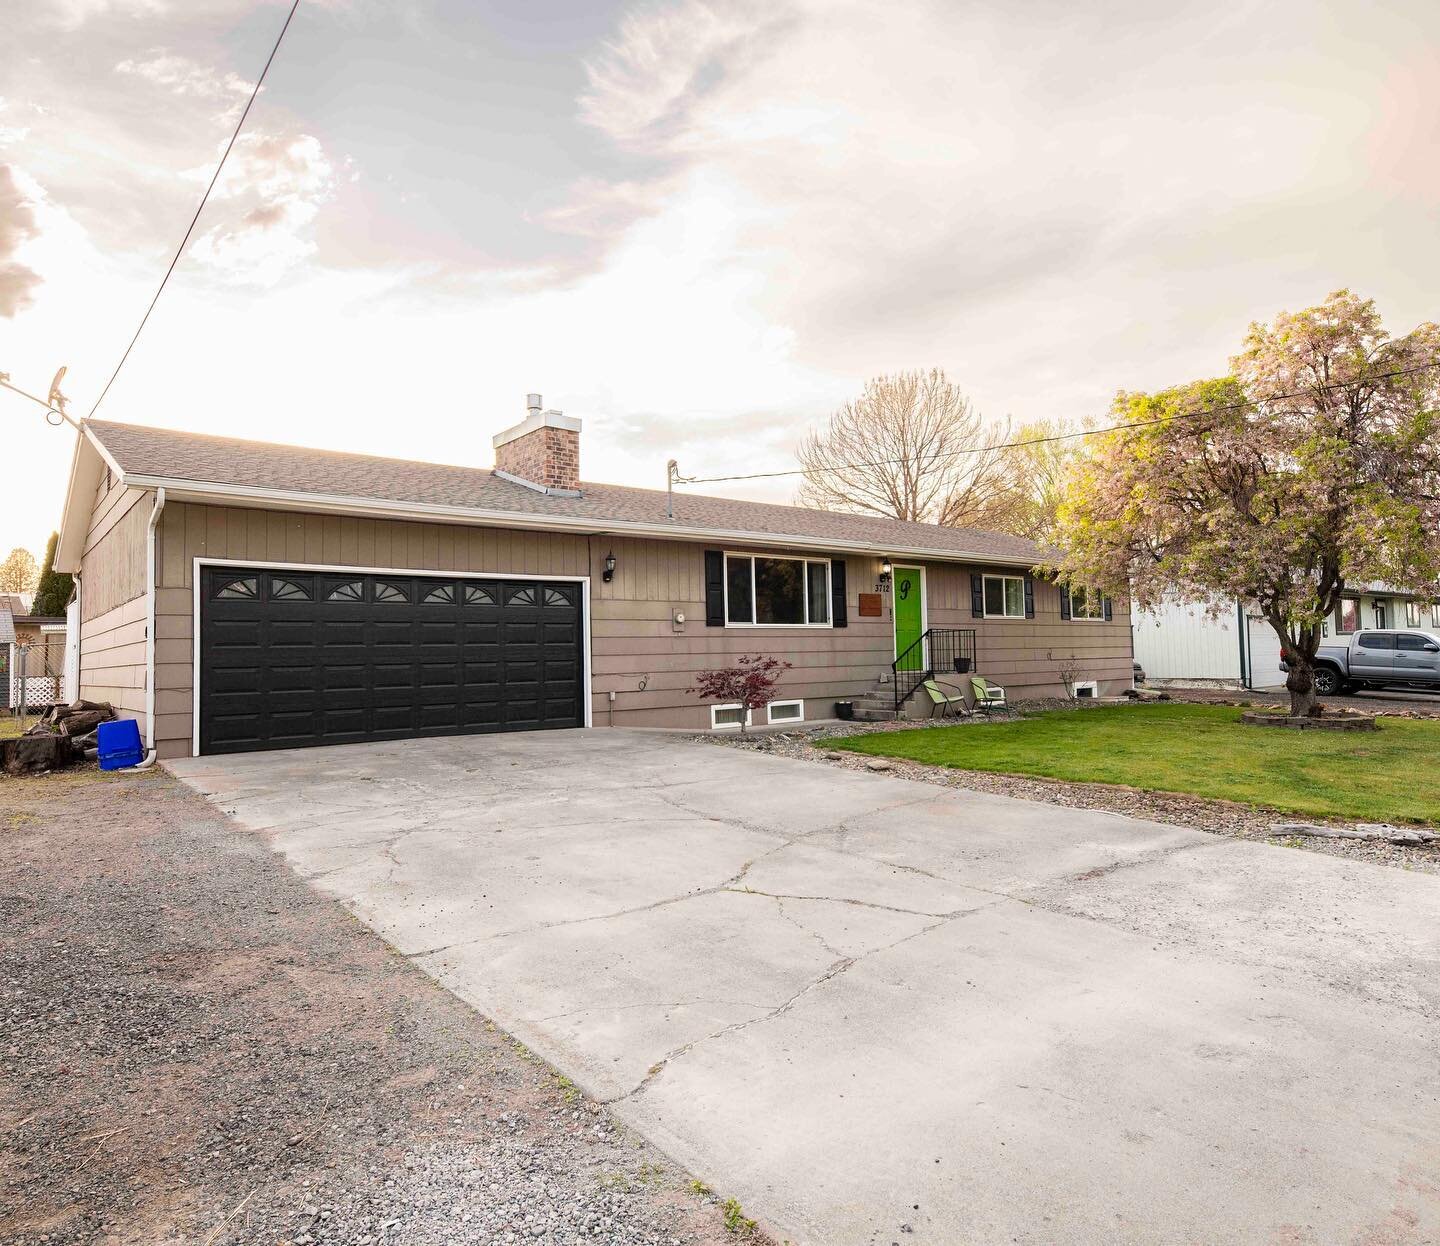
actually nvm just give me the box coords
[1053,291,1440,718]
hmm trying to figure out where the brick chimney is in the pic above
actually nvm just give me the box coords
[492,393,582,495]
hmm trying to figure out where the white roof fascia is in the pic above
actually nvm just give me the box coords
[54,429,116,574]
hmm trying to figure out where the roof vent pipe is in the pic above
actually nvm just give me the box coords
[527,393,542,417]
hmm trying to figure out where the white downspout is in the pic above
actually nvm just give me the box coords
[133,487,166,769]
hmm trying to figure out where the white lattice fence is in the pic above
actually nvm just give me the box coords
[16,676,60,707]
[10,645,64,713]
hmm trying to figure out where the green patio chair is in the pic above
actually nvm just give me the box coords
[969,675,1009,716]
[921,678,970,719]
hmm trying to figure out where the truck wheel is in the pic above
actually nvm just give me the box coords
[1312,667,1346,696]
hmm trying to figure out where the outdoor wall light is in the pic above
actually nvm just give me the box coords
[878,557,893,588]
[603,551,616,583]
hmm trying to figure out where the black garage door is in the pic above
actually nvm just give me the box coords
[199,566,585,755]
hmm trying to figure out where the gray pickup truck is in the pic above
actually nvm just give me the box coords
[1282,628,1440,695]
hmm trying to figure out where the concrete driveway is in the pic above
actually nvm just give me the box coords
[169,730,1440,1245]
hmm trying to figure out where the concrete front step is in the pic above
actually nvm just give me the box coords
[851,708,899,721]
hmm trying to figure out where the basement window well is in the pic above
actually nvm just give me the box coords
[767,699,804,724]
[711,704,752,730]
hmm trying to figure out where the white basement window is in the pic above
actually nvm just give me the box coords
[724,553,831,627]
[983,574,1026,619]
[710,704,752,730]
[1072,680,1098,699]
[766,699,804,724]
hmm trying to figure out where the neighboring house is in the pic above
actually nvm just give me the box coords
[1,592,67,708]
[1132,596,1286,690]
[1134,586,1437,689]
[1331,585,1435,635]
[53,398,1134,759]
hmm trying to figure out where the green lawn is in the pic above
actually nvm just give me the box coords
[825,703,1440,824]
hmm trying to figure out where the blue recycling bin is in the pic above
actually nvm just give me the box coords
[97,719,145,770]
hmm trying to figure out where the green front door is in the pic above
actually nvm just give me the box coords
[893,566,925,672]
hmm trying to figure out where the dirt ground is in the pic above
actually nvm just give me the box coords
[0,765,762,1246]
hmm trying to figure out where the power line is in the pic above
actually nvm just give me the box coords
[0,376,59,413]
[87,0,301,420]
[675,361,1440,487]
[0,375,76,427]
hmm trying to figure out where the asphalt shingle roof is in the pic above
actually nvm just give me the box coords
[85,419,1045,565]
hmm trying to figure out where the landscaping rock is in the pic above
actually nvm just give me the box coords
[1271,821,1437,844]
[864,759,893,772]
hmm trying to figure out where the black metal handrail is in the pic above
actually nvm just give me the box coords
[892,628,977,711]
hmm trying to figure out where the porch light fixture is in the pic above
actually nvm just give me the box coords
[603,551,616,583]
[878,557,893,589]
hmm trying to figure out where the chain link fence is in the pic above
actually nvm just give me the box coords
[9,642,64,718]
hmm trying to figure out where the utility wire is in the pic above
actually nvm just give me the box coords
[86,0,301,420]
[675,360,1440,486]
[1,375,65,416]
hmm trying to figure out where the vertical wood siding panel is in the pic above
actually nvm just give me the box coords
[302,516,323,565]
[339,516,358,566]
[246,509,267,562]
[321,515,341,564]
[159,506,185,590]
[356,517,376,568]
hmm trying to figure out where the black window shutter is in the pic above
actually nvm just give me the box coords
[830,559,847,627]
[1059,584,1071,621]
[1024,575,1036,619]
[1103,595,1113,622]
[970,573,983,618]
[704,550,725,626]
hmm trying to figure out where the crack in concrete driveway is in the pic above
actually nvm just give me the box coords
[169,728,1440,1246]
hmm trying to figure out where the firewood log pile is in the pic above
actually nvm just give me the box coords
[2,700,119,776]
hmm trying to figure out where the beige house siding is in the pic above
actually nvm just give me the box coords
[143,500,1132,757]
[77,596,147,722]
[78,473,151,728]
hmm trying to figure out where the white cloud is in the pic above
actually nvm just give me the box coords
[115,51,256,103]
[579,1,789,151]
[0,98,31,147]
[0,164,43,317]
[40,0,166,30]
[188,133,336,286]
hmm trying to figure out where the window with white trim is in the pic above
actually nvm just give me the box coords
[1407,601,1432,627]
[1069,587,1105,620]
[982,574,1026,619]
[766,699,804,724]
[724,554,831,627]
[1072,680,1098,699]
[710,704,751,730]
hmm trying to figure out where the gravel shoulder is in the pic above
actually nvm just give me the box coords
[0,765,763,1246]
[692,702,1440,876]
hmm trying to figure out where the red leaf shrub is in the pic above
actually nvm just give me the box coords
[688,655,793,731]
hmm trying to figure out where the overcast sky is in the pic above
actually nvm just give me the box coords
[2,0,1438,562]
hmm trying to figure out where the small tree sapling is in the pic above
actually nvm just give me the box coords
[689,654,793,733]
